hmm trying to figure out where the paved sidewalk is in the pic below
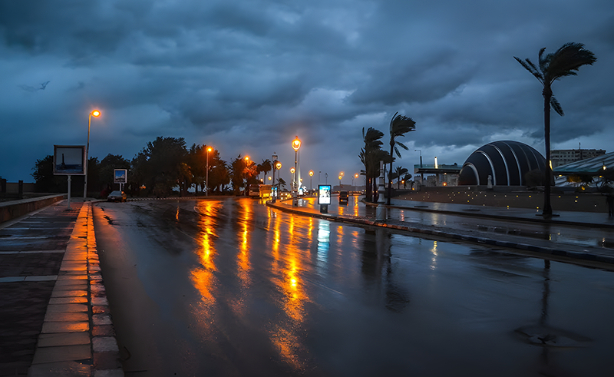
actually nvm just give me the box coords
[267,198,614,268]
[0,200,122,377]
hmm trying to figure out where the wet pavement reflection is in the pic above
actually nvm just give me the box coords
[94,198,614,377]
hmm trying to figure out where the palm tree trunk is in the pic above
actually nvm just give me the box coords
[387,144,393,205]
[543,86,553,217]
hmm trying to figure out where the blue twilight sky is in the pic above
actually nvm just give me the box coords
[1,0,613,183]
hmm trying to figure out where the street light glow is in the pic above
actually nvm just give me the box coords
[91,110,101,117]
[291,167,295,174]
[276,161,282,170]
[309,170,314,177]
[292,136,301,151]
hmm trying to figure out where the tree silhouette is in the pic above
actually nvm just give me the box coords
[387,113,416,205]
[515,42,596,217]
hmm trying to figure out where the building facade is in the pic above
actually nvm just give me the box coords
[551,149,606,168]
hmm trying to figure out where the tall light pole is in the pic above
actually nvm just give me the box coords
[415,149,423,183]
[338,175,342,188]
[275,161,282,197]
[84,109,101,199]
[353,173,358,189]
[206,146,212,196]
[292,136,301,206]
[272,153,278,200]
[309,170,314,191]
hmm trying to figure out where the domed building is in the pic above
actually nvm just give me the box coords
[458,141,547,186]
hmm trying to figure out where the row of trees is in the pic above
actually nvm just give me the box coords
[32,136,284,197]
[360,113,416,203]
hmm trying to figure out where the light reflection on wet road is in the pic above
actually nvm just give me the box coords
[94,198,614,377]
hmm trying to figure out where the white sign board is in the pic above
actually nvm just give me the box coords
[318,185,331,205]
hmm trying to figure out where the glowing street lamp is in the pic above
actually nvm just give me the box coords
[339,175,342,187]
[353,173,358,188]
[290,167,295,174]
[291,136,301,206]
[84,109,101,199]
[206,146,213,197]
[275,161,282,170]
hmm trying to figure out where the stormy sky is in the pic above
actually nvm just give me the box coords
[1,0,613,184]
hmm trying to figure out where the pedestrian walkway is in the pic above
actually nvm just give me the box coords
[0,200,122,377]
[267,198,614,268]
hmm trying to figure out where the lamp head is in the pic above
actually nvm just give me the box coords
[309,170,314,177]
[292,136,301,151]
[91,110,101,117]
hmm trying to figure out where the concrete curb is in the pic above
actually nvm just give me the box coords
[28,203,123,377]
[363,200,614,229]
[266,201,614,266]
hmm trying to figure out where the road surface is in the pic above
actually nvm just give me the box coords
[93,198,614,376]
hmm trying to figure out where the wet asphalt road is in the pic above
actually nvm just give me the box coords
[93,198,614,377]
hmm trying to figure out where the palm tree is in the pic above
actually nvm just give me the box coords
[387,112,416,205]
[360,127,385,202]
[259,159,272,182]
[393,166,408,189]
[515,43,596,216]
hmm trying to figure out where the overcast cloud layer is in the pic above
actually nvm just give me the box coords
[1,0,613,183]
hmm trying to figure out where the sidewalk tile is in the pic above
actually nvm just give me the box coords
[41,321,89,333]
[37,332,91,347]
[31,345,91,364]
[44,312,89,322]
[49,297,88,304]
[28,360,91,377]
[46,304,88,313]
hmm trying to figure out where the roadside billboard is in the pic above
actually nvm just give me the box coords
[114,169,128,184]
[53,145,85,175]
[318,185,331,205]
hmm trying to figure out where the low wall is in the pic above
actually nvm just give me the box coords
[0,194,66,224]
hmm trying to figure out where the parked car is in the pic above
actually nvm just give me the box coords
[107,190,127,202]
[338,190,349,204]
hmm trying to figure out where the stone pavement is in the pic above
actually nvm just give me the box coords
[267,197,614,268]
[0,200,122,377]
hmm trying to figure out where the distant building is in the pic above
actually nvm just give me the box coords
[458,141,547,186]
[551,149,606,168]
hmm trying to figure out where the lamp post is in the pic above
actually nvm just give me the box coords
[271,153,278,200]
[292,136,301,206]
[353,173,358,190]
[206,146,212,196]
[325,173,328,184]
[415,149,423,184]
[84,109,101,199]
[309,170,314,191]
[338,175,342,188]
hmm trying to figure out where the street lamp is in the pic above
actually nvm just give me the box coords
[291,136,301,206]
[309,170,314,191]
[84,109,101,199]
[353,173,358,189]
[339,175,342,187]
[206,146,212,196]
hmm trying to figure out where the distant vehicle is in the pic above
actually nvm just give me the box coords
[248,184,260,197]
[339,190,349,204]
[107,190,127,202]
[259,184,272,199]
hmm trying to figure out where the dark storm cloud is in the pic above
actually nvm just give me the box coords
[1,0,613,182]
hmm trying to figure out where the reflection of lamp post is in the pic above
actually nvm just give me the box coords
[206,146,212,196]
[309,170,314,190]
[292,136,301,206]
[84,109,101,199]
